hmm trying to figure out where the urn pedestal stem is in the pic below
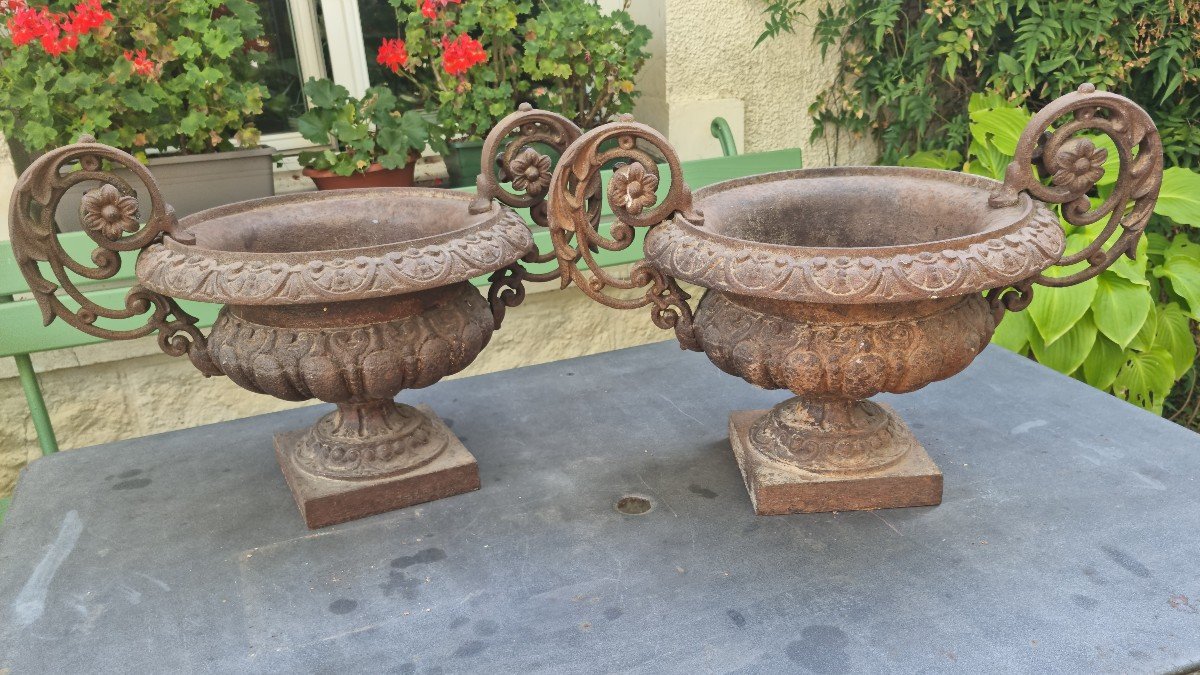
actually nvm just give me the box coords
[750,397,915,475]
[292,400,450,481]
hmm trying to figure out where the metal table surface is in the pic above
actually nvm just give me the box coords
[1,342,1198,674]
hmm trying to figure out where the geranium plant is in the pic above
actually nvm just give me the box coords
[0,0,269,160]
[376,0,650,141]
[296,78,432,176]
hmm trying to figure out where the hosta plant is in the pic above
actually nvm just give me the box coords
[905,94,1200,414]
[0,0,269,160]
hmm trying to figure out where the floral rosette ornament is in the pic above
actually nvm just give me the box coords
[80,183,140,241]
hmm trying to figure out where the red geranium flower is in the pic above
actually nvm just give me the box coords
[440,33,486,76]
[6,1,108,54]
[123,48,154,77]
[7,5,56,47]
[41,30,77,56]
[376,37,408,73]
[63,0,111,35]
[421,0,461,20]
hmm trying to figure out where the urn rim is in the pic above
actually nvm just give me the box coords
[134,188,534,306]
[646,166,1067,304]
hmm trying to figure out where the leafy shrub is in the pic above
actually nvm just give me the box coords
[911,93,1200,414]
[0,0,269,158]
[377,0,651,141]
[757,0,1200,168]
[295,79,432,176]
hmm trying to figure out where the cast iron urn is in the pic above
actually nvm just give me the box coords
[500,84,1164,515]
[7,122,572,528]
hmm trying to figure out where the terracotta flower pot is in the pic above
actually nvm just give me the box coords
[302,159,416,190]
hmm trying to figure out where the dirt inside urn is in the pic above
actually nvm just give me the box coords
[179,190,487,254]
[697,172,1028,249]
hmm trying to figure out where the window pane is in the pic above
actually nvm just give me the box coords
[358,0,403,89]
[252,0,319,135]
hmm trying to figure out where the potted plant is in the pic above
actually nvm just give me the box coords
[295,78,433,190]
[0,0,275,223]
[376,0,650,187]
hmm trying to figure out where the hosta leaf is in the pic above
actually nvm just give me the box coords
[1082,334,1124,390]
[1147,232,1171,258]
[991,307,1034,354]
[1111,347,1175,413]
[1028,233,1104,345]
[1074,219,1149,285]
[1029,312,1097,375]
[1154,242,1200,319]
[1155,167,1200,227]
[1027,274,1098,346]
[1091,274,1153,348]
[1129,302,1160,351]
[1106,235,1149,286]
[1151,303,1196,379]
[969,106,1031,156]
[1089,134,1120,186]
[898,150,963,170]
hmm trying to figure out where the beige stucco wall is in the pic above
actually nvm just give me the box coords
[664,0,876,165]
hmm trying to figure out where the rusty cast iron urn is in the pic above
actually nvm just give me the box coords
[7,127,570,528]
[496,84,1163,515]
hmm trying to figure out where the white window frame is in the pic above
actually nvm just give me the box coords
[259,0,373,153]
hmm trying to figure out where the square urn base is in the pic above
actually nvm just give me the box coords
[274,406,480,529]
[729,408,943,516]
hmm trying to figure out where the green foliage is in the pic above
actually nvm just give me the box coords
[386,0,650,141]
[520,1,650,130]
[0,0,269,157]
[757,0,1200,168]
[916,94,1200,414]
[296,79,431,176]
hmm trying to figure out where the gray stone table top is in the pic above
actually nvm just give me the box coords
[2,342,1199,674]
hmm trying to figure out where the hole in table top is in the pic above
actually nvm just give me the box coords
[616,495,652,515]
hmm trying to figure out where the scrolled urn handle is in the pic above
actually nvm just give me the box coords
[472,103,599,328]
[8,139,219,376]
[541,113,704,351]
[990,83,1164,289]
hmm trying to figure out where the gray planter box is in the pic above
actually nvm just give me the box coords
[57,146,276,231]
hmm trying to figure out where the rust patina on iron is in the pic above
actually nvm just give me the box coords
[509,84,1164,515]
[7,122,575,528]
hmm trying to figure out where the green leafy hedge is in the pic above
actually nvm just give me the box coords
[757,0,1200,167]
